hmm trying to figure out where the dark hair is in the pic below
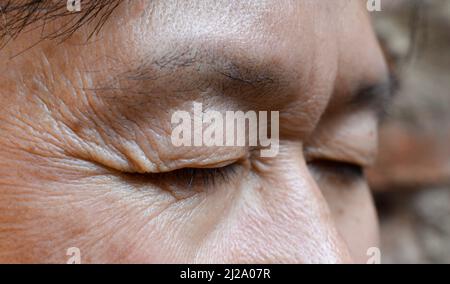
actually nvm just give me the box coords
[0,0,123,48]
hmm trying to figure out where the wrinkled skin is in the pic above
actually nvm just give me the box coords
[0,0,387,263]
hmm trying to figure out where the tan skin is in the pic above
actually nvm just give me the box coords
[0,0,389,263]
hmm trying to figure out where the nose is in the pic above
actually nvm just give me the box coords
[221,144,353,263]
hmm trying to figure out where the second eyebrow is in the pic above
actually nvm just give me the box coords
[349,73,399,119]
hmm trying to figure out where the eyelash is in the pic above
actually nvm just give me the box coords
[172,164,240,188]
[127,163,241,189]
[170,158,363,189]
[307,159,365,181]
[124,159,362,189]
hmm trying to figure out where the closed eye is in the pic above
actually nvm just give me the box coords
[121,162,242,190]
[307,159,365,184]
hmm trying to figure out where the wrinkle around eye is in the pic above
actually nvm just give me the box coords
[83,137,249,176]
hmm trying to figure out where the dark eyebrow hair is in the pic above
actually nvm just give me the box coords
[349,72,399,120]
[0,0,123,48]
[115,48,288,96]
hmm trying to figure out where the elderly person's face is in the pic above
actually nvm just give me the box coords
[0,0,391,263]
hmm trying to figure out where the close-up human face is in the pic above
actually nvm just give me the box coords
[0,0,392,263]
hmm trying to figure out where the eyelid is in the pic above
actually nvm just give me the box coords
[304,111,379,168]
[304,142,375,169]
[124,162,243,191]
[307,159,364,182]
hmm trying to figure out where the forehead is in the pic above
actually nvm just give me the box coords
[129,0,356,51]
[4,0,379,70]
[109,0,384,74]
[100,1,380,75]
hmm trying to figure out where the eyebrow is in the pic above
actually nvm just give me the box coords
[349,72,399,119]
[117,49,289,96]
[107,48,398,121]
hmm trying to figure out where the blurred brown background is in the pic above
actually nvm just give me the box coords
[370,0,450,263]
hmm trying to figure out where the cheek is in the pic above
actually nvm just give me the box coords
[0,179,179,263]
[319,180,379,263]
[0,149,353,264]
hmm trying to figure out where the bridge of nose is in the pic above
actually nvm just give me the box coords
[195,142,353,263]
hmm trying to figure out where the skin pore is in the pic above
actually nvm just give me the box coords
[0,0,392,263]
